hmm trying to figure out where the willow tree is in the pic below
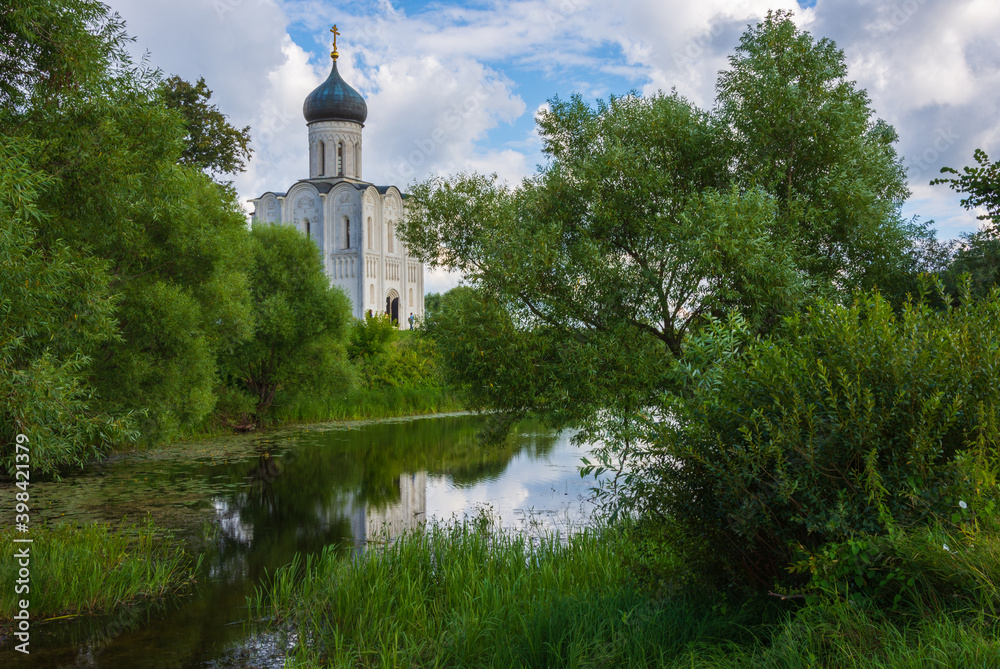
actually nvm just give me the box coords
[400,12,920,441]
[402,92,803,437]
[2,0,255,444]
[221,224,354,420]
[716,9,917,296]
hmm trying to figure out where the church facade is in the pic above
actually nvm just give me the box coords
[249,29,424,325]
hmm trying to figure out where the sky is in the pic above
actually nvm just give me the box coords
[102,0,1000,294]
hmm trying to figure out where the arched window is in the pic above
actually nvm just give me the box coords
[342,216,350,249]
[387,220,394,254]
[370,283,375,304]
[318,140,325,176]
[355,143,360,178]
[409,288,413,306]
[304,217,310,237]
[367,216,373,249]
[337,142,343,176]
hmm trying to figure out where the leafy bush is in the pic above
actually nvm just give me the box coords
[1,139,137,477]
[638,282,1000,590]
[348,314,445,390]
[791,506,1000,612]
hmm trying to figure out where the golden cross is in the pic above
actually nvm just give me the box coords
[330,25,340,61]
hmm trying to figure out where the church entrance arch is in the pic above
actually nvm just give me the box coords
[385,289,400,324]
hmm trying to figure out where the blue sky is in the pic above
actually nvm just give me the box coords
[105,0,999,293]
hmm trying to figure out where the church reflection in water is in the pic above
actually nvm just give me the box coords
[348,472,427,547]
[0,416,590,669]
[210,468,429,555]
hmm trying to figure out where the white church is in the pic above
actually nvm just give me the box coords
[250,28,424,325]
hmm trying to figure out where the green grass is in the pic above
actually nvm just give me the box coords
[273,385,463,424]
[0,518,198,620]
[251,515,1000,668]
[741,604,1000,668]
[251,517,774,668]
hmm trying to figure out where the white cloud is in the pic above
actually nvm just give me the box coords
[236,37,324,206]
[103,0,998,256]
[424,268,464,295]
[358,54,527,185]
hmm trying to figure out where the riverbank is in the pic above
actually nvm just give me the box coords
[272,384,464,425]
[0,519,198,639]
[253,515,1000,668]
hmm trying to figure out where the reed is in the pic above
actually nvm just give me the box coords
[0,518,198,619]
[251,512,1000,668]
[273,385,463,424]
[251,517,769,668]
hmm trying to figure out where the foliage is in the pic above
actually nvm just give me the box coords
[402,101,799,437]
[933,148,1000,226]
[160,75,253,176]
[791,507,1000,613]
[272,384,462,424]
[399,13,922,440]
[756,602,1000,668]
[346,311,446,389]
[0,0,128,112]
[251,515,767,668]
[251,509,1000,668]
[945,229,1000,299]
[634,283,1000,590]
[422,290,444,321]
[221,224,354,419]
[716,10,916,296]
[1,0,257,443]
[0,138,137,476]
[932,150,1000,298]
[347,311,398,362]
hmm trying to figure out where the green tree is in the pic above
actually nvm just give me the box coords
[222,224,354,419]
[403,93,804,434]
[715,10,917,296]
[400,15,921,437]
[2,0,255,442]
[933,148,1000,226]
[946,232,1000,298]
[422,292,444,323]
[160,75,253,175]
[0,0,124,112]
[933,150,1000,297]
[0,138,136,476]
[24,92,253,440]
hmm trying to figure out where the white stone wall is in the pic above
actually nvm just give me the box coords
[308,120,363,179]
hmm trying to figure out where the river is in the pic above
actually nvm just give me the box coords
[1,414,602,668]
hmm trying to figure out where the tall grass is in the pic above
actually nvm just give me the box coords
[273,385,463,424]
[251,517,771,668]
[251,513,1000,668]
[0,518,198,618]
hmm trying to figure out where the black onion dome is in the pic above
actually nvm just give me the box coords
[303,60,367,124]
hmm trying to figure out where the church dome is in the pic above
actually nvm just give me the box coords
[303,60,368,125]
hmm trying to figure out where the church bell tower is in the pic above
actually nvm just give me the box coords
[302,25,367,180]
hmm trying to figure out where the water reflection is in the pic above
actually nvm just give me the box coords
[0,415,600,668]
[350,472,427,546]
